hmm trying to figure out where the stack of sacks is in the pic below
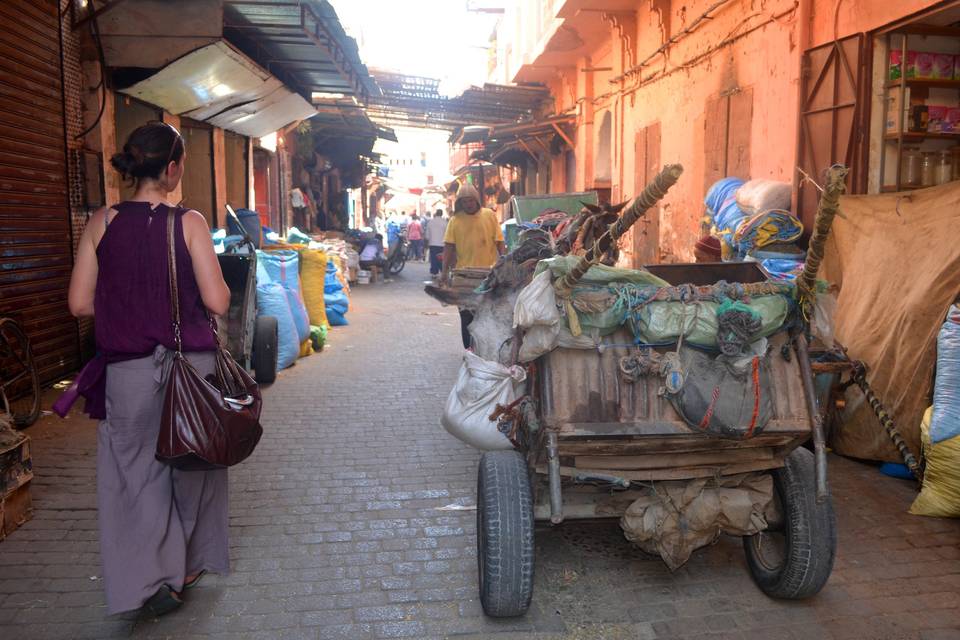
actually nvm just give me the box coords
[256,250,311,370]
[324,260,350,326]
[704,178,803,266]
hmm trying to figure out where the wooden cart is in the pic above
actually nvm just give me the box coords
[475,262,837,618]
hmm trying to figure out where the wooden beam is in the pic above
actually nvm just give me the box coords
[551,122,575,149]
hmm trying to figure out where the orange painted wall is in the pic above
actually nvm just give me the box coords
[526,0,945,262]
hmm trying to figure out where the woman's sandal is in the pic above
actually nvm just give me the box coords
[142,584,182,618]
[183,570,207,590]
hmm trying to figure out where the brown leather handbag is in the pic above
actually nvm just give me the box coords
[156,208,263,470]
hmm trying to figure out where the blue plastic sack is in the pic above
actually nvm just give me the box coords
[760,258,804,282]
[286,288,310,342]
[258,250,301,292]
[324,261,344,294]
[326,308,349,326]
[256,283,299,370]
[324,289,349,315]
[931,305,960,443]
[704,178,748,258]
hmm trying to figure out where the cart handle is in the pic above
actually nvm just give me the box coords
[225,204,257,253]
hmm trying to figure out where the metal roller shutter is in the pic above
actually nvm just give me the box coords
[0,0,79,385]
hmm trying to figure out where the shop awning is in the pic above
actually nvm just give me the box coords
[222,0,379,105]
[451,114,575,147]
[452,114,575,167]
[364,70,551,130]
[118,41,317,139]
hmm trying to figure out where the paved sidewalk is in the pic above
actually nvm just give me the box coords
[1,260,959,640]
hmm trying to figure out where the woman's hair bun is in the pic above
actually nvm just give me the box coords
[111,122,184,184]
[110,150,138,179]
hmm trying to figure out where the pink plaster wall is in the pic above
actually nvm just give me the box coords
[527,0,943,261]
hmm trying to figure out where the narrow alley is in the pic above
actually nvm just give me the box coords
[2,262,958,640]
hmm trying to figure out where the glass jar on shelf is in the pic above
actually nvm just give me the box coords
[901,146,921,186]
[920,151,937,187]
[937,150,953,185]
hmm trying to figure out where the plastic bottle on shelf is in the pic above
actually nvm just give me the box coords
[901,146,921,186]
[937,150,954,185]
[920,151,937,187]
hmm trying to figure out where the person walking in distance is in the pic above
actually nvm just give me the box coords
[63,122,232,618]
[425,208,448,277]
[441,184,505,349]
[407,214,424,261]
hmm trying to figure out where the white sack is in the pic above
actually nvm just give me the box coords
[514,270,562,362]
[442,351,526,450]
[735,179,792,215]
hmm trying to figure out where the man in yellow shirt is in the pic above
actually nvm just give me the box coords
[441,182,505,348]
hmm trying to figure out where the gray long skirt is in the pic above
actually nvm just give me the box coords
[98,348,229,614]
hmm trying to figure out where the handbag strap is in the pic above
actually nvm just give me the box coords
[167,206,183,353]
[166,206,225,354]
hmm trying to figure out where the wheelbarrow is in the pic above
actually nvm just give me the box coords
[474,165,841,618]
[218,205,278,384]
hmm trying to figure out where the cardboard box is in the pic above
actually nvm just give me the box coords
[928,105,948,132]
[0,434,33,542]
[933,54,955,80]
[890,50,918,80]
[885,88,911,134]
[943,108,960,133]
[916,52,936,79]
[0,482,33,541]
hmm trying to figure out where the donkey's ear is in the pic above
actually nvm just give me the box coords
[581,203,603,214]
[424,284,480,310]
[608,200,630,214]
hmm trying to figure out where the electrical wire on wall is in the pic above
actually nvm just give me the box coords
[74,0,110,140]
[582,0,799,108]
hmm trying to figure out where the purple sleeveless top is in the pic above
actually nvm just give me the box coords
[54,202,217,420]
[95,201,217,358]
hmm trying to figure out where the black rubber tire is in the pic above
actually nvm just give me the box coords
[0,317,40,429]
[743,447,837,599]
[477,450,535,618]
[251,316,278,384]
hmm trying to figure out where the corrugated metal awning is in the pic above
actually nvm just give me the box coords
[365,70,551,130]
[222,0,379,104]
[118,41,316,138]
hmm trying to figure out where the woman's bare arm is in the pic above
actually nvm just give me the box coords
[182,210,230,316]
[68,207,109,317]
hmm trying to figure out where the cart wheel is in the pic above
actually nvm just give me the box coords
[743,447,837,599]
[252,316,278,384]
[477,450,534,618]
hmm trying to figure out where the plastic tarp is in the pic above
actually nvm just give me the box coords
[821,182,960,462]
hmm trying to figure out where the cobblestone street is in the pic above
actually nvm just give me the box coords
[1,260,959,640]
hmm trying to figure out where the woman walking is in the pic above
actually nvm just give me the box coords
[62,122,232,617]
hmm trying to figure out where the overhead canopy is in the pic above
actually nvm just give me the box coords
[454,114,576,166]
[364,70,552,130]
[118,41,316,138]
[222,0,379,104]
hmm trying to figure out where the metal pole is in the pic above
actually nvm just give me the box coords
[794,333,829,503]
[546,432,563,524]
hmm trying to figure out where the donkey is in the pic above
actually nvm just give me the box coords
[425,228,555,364]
